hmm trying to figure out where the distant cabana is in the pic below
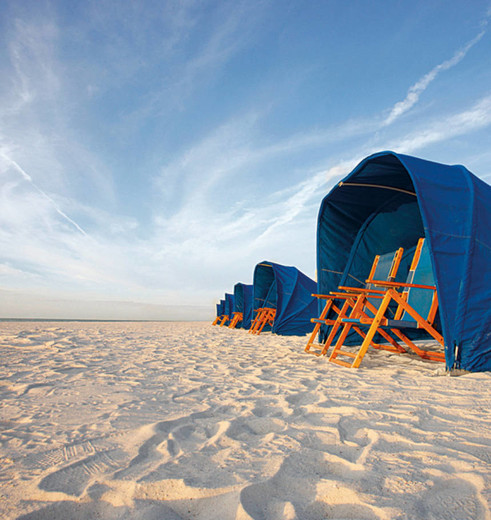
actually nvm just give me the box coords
[212,301,224,325]
[217,298,227,326]
[252,261,317,336]
[220,293,234,327]
[316,151,491,372]
[232,283,253,329]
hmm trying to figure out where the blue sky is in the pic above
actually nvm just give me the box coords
[1,0,490,320]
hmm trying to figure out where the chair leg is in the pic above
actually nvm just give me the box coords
[329,291,393,368]
[320,299,353,355]
[305,299,334,354]
[255,309,273,335]
[252,310,265,334]
[351,292,394,368]
[219,315,228,327]
[249,310,262,333]
[390,329,445,362]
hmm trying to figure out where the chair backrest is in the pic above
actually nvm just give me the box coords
[364,247,404,317]
[366,247,404,290]
[400,238,437,322]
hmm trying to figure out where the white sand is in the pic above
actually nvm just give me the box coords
[0,321,489,520]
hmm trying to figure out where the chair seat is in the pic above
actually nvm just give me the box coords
[342,318,421,329]
[386,319,419,329]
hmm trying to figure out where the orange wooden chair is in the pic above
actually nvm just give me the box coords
[248,308,262,333]
[218,315,229,326]
[305,247,405,356]
[249,307,276,335]
[329,238,446,367]
[228,312,243,329]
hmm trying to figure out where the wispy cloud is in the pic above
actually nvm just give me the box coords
[0,152,87,236]
[392,94,491,153]
[122,1,268,122]
[250,93,491,253]
[384,28,487,126]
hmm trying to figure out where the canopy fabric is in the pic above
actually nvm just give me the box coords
[317,151,491,372]
[253,261,317,336]
[224,293,234,317]
[233,283,253,329]
[215,302,223,317]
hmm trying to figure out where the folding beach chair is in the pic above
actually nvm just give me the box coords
[249,279,277,335]
[249,307,276,335]
[305,247,405,356]
[218,315,229,326]
[249,308,262,333]
[228,312,243,329]
[329,238,446,367]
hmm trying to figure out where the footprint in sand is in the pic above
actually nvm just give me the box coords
[22,383,54,396]
[39,449,127,496]
[239,451,384,520]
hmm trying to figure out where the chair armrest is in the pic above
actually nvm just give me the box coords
[368,280,436,290]
[337,286,386,294]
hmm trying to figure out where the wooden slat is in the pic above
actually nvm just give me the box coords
[329,358,352,368]
[334,350,357,359]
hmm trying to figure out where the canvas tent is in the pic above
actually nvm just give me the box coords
[223,293,235,324]
[317,151,491,372]
[213,301,223,325]
[233,283,253,329]
[253,261,318,336]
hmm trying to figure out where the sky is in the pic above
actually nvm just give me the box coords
[1,0,491,321]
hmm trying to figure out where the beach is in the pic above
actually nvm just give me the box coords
[0,321,489,520]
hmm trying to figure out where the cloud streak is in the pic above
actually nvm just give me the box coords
[0,152,87,236]
[392,94,491,154]
[384,28,487,126]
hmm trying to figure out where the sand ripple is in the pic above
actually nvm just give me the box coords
[0,321,489,519]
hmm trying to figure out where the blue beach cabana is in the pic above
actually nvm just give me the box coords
[317,151,490,371]
[233,283,254,329]
[253,261,318,336]
[212,301,224,325]
[222,293,235,326]
[217,298,227,325]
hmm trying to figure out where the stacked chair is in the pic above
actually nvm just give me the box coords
[308,238,446,367]
[327,238,445,367]
[305,247,406,356]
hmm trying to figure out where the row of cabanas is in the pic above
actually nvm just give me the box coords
[213,151,491,373]
[213,263,318,336]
